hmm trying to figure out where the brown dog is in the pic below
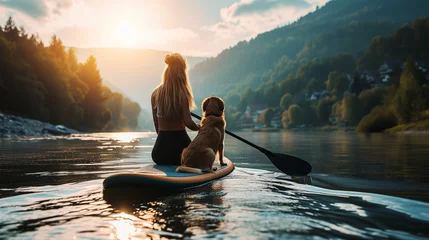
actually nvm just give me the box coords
[176,97,227,173]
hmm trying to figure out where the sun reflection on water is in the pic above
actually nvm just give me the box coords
[109,212,146,240]
[113,133,140,143]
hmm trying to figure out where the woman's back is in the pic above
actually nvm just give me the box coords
[151,91,191,132]
[151,53,199,165]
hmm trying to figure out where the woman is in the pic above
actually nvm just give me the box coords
[151,53,200,165]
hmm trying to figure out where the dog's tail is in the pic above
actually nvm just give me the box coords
[176,166,203,174]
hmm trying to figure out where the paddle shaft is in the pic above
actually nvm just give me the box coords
[191,112,312,176]
[191,112,272,156]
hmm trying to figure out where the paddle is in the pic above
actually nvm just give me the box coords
[191,112,312,176]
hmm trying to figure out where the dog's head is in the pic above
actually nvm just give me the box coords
[202,97,225,118]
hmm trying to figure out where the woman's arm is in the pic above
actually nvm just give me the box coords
[151,93,159,134]
[183,104,199,131]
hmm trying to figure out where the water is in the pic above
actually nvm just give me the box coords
[0,132,429,239]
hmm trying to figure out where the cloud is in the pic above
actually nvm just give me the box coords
[228,0,311,18]
[0,0,73,19]
[206,0,329,42]
[0,0,331,57]
[0,0,47,18]
[50,0,73,15]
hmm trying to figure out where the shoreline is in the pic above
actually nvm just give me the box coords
[0,113,80,138]
[233,125,429,134]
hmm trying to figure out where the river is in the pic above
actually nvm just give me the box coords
[0,131,428,239]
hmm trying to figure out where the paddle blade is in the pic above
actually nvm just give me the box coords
[268,153,312,176]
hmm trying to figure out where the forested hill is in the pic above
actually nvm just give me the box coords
[0,17,142,132]
[189,0,429,101]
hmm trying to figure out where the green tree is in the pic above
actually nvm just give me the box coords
[224,91,241,107]
[242,88,257,105]
[331,101,343,123]
[3,16,19,41]
[280,93,294,110]
[106,91,125,130]
[49,35,66,60]
[316,97,335,123]
[306,78,324,94]
[392,56,427,123]
[326,72,350,97]
[359,87,387,116]
[122,97,142,130]
[281,110,291,128]
[67,47,79,72]
[263,84,281,107]
[0,17,142,132]
[350,73,370,95]
[258,108,275,127]
[357,106,397,133]
[78,55,111,130]
[288,104,305,125]
[341,94,363,124]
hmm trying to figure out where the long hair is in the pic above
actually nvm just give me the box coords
[154,53,196,120]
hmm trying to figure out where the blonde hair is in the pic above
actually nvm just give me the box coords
[154,53,196,120]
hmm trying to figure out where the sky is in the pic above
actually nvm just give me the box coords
[0,0,329,57]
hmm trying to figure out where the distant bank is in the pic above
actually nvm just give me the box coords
[0,113,80,138]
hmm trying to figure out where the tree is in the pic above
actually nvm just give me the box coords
[242,88,257,105]
[280,93,293,110]
[288,104,305,125]
[281,110,291,128]
[316,97,335,123]
[357,106,397,133]
[3,16,19,41]
[263,84,281,107]
[122,97,142,130]
[326,71,350,97]
[49,35,66,60]
[106,92,124,130]
[392,56,427,123]
[78,55,111,130]
[341,94,363,124]
[358,87,387,116]
[0,17,141,132]
[350,72,370,95]
[258,108,275,127]
[67,47,79,72]
[224,91,241,107]
[331,101,342,123]
[306,78,324,94]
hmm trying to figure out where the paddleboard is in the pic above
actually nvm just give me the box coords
[103,157,234,190]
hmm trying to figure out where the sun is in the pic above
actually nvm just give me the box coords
[112,20,139,47]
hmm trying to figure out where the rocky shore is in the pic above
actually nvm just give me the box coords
[0,113,80,138]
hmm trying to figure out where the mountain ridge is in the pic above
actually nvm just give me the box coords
[189,0,429,101]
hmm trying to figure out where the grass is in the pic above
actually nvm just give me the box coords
[385,119,429,133]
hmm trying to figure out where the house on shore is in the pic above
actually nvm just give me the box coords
[310,91,331,101]
[378,60,403,84]
[237,104,284,129]
[238,104,268,129]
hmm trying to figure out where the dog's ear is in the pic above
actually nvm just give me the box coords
[217,98,225,112]
[202,97,210,112]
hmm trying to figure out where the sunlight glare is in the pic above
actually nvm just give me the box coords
[110,212,146,240]
[112,20,140,47]
[114,133,139,143]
